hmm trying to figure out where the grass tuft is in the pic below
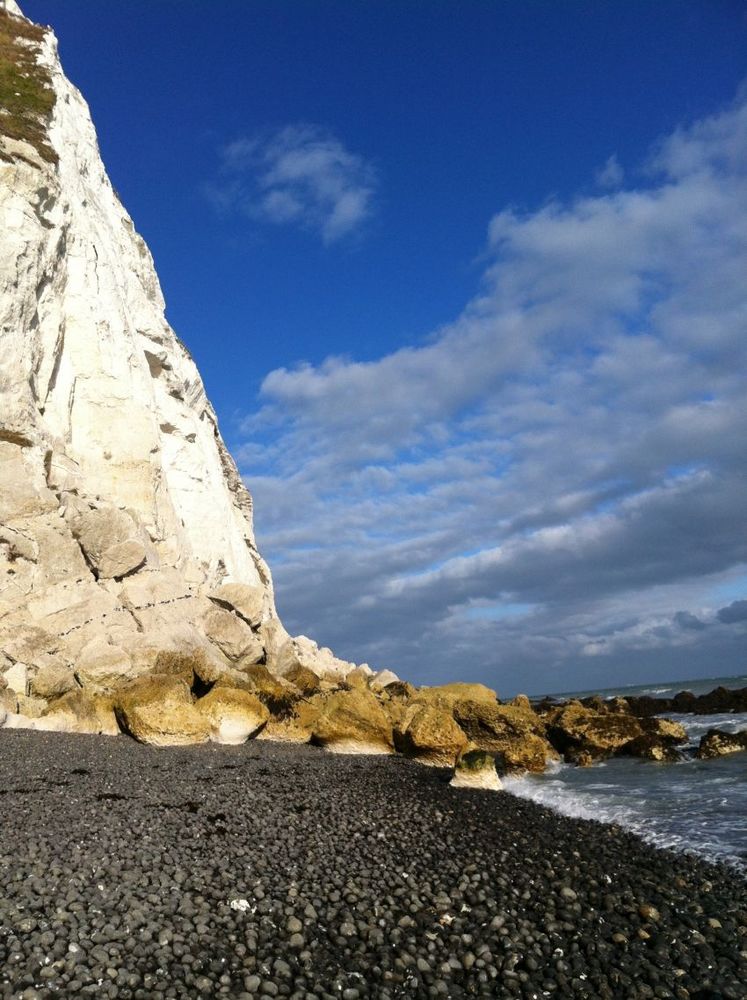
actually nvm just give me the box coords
[0,8,57,164]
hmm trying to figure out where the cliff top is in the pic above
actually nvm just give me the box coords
[0,4,57,164]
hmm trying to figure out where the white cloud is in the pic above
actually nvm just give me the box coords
[211,124,377,243]
[596,153,624,188]
[238,92,747,694]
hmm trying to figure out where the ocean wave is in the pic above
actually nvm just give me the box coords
[664,711,747,746]
[504,756,747,871]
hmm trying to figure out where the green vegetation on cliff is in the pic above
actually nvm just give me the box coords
[0,7,57,164]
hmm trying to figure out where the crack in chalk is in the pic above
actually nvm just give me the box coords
[56,604,129,638]
[125,593,196,612]
[42,318,65,409]
[206,595,256,630]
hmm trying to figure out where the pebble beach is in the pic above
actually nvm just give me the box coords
[1,731,745,1000]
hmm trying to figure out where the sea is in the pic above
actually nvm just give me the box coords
[505,674,747,872]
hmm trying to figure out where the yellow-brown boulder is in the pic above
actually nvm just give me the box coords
[311,688,393,754]
[257,700,321,744]
[452,699,556,773]
[545,701,643,760]
[194,687,269,744]
[283,663,322,695]
[696,728,747,759]
[394,703,468,766]
[38,690,119,736]
[217,663,299,716]
[114,675,210,747]
[417,682,499,708]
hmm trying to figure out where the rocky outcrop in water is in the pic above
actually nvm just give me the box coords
[696,728,747,759]
[623,685,747,717]
[537,699,688,765]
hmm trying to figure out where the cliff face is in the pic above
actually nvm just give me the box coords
[0,0,367,727]
[0,1,271,583]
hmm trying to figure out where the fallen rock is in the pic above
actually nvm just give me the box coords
[208,582,265,627]
[37,690,119,736]
[394,703,468,767]
[74,636,135,692]
[2,660,27,696]
[283,662,322,695]
[626,685,747,717]
[509,693,532,711]
[114,675,210,746]
[256,699,321,745]
[452,699,556,773]
[621,735,684,762]
[345,665,375,689]
[28,662,77,700]
[311,688,394,754]
[581,695,607,713]
[0,681,14,723]
[155,642,231,688]
[639,717,688,744]
[417,682,499,708]
[369,669,400,691]
[70,506,147,579]
[218,663,298,716]
[257,618,291,668]
[450,749,501,791]
[545,701,644,760]
[696,728,747,759]
[16,695,48,718]
[202,606,264,663]
[195,687,269,745]
[382,680,416,701]
[274,634,360,681]
[606,696,631,714]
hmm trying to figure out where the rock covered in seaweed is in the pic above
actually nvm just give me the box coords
[450,749,502,791]
[696,728,747,759]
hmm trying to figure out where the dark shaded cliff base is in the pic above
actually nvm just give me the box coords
[0,733,745,1000]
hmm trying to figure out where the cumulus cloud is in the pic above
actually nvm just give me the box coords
[239,91,747,694]
[209,124,376,243]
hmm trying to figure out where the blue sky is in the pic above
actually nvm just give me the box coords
[25,0,747,694]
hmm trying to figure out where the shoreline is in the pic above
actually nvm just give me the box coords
[1,731,745,999]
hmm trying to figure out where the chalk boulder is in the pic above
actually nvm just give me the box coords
[195,687,269,745]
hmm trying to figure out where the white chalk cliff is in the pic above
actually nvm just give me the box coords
[0,0,366,731]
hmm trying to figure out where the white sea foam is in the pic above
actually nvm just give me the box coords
[505,749,747,870]
[665,712,747,746]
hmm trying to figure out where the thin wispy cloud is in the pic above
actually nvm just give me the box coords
[238,91,747,694]
[595,153,624,188]
[210,124,377,244]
